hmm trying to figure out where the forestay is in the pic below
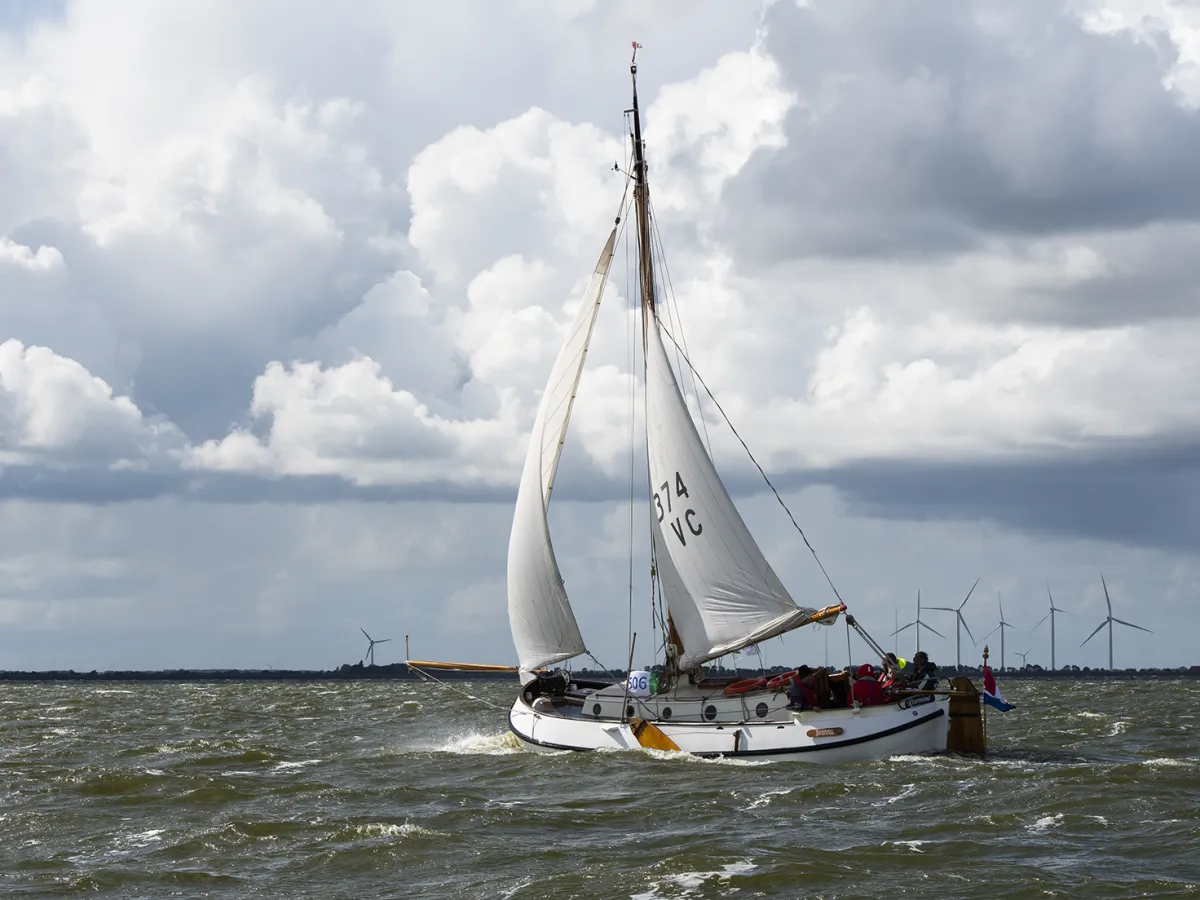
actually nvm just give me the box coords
[506,229,617,672]
[644,317,820,669]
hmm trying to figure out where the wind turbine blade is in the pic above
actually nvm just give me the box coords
[1046,582,1067,613]
[977,624,1000,645]
[959,576,980,611]
[926,607,956,612]
[361,628,372,641]
[1080,619,1108,647]
[890,622,916,637]
[959,614,976,645]
[1032,611,1051,632]
[1101,575,1112,616]
[378,638,393,644]
[1111,617,1152,633]
[917,620,945,639]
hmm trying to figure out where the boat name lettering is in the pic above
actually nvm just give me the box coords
[655,472,701,545]
[898,693,934,710]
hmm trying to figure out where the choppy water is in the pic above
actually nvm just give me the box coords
[1,677,1198,899]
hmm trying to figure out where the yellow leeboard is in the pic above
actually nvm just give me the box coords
[628,717,681,752]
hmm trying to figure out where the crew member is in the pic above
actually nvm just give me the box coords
[907,651,938,688]
[851,663,886,706]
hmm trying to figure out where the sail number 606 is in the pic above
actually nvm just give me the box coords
[653,471,702,546]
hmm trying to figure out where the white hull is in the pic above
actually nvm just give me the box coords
[509,689,951,762]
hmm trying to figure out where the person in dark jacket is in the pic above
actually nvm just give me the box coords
[907,651,938,688]
[784,664,835,709]
[785,665,818,709]
[851,663,886,706]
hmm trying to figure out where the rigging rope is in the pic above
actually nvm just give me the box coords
[585,651,612,675]
[654,321,847,608]
[407,664,508,710]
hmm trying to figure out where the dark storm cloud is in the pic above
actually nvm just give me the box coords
[719,1,1200,264]
[0,465,519,505]
[807,439,1200,552]
[1015,224,1200,326]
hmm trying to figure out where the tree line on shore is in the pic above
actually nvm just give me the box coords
[1,660,1197,682]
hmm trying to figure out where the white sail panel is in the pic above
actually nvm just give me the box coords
[644,318,817,669]
[507,230,617,671]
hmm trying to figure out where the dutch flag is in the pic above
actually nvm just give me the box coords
[982,665,1016,712]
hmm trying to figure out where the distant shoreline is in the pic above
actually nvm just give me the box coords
[1,663,1196,683]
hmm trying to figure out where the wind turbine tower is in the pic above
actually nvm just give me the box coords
[928,576,980,670]
[979,591,1015,670]
[891,589,944,656]
[1079,576,1152,670]
[360,628,392,667]
[1032,582,1067,671]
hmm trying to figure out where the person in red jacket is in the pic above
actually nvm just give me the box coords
[851,663,886,707]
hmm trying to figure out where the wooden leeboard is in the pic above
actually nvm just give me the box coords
[628,717,681,752]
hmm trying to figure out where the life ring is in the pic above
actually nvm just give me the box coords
[723,676,768,695]
[766,670,799,690]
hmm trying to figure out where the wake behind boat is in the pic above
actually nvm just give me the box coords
[417,47,991,761]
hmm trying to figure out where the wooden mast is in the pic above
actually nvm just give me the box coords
[631,45,685,677]
[630,45,655,325]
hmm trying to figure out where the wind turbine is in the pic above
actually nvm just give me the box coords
[890,589,944,656]
[1014,648,1031,668]
[1079,576,1152,670]
[1032,581,1067,671]
[360,628,391,667]
[978,591,1015,670]
[927,576,980,670]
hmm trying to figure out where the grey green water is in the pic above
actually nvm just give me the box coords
[1,678,1197,898]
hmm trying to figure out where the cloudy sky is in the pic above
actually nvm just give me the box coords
[2,0,1197,673]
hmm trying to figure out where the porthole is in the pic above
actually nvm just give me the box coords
[755,702,769,718]
[704,704,717,721]
[662,707,672,720]
[592,703,602,717]
[626,705,635,718]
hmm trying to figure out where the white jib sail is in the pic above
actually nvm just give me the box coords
[506,229,618,672]
[644,317,818,669]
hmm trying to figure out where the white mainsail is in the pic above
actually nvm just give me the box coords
[506,229,618,672]
[644,316,820,669]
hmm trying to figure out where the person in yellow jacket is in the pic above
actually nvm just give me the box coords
[881,652,907,693]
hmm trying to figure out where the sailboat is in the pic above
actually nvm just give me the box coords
[499,50,981,761]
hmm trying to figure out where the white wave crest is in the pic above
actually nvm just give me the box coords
[643,748,771,766]
[434,731,522,756]
[747,788,793,809]
[271,759,322,772]
[631,859,756,900]
[885,840,926,852]
[354,821,441,838]
[1028,813,1064,833]
[885,783,918,805]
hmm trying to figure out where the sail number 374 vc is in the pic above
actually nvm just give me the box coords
[654,471,702,546]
